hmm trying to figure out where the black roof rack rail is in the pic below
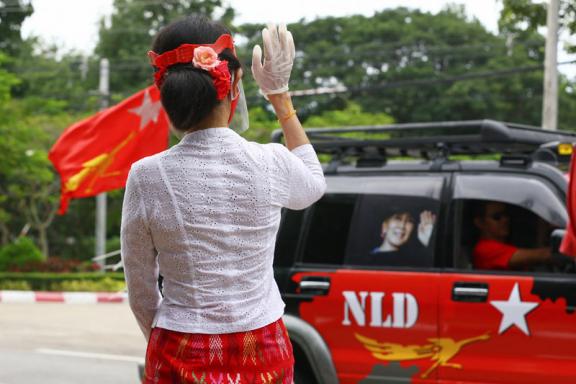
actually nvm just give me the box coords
[271,119,576,162]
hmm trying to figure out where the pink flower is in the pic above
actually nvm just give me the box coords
[193,46,220,70]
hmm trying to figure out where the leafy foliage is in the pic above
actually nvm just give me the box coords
[238,6,566,128]
[0,279,31,290]
[0,237,43,271]
[0,0,33,55]
[305,102,394,127]
[240,102,395,143]
[0,272,125,291]
[0,54,19,102]
[50,277,124,292]
[2,1,576,267]
[5,257,100,273]
[95,0,235,95]
[500,0,576,53]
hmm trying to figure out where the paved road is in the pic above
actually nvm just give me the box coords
[0,303,146,384]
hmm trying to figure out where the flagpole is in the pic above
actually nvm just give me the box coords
[95,58,109,271]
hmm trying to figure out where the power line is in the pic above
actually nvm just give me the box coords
[20,40,535,60]
[289,60,576,97]
[12,38,542,71]
[9,58,575,88]
[7,52,536,73]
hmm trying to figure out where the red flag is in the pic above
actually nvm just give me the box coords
[49,86,169,214]
[560,147,576,256]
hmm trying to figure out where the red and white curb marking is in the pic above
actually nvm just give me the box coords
[0,290,127,304]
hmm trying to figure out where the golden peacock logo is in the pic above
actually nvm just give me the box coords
[355,332,490,378]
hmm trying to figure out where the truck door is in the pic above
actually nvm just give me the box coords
[286,175,446,384]
[439,173,576,384]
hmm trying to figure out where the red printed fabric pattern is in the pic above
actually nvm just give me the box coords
[143,319,294,384]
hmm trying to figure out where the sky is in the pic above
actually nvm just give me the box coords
[21,0,501,51]
[20,0,575,78]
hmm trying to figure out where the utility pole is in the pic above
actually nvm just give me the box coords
[542,0,559,131]
[95,58,109,271]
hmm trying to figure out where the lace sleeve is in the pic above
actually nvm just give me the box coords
[120,165,161,341]
[271,143,326,210]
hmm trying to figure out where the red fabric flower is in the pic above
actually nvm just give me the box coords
[193,46,220,71]
[210,60,231,100]
[149,43,232,100]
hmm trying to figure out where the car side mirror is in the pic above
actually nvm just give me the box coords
[551,229,566,254]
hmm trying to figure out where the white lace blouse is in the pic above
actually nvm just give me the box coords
[120,127,326,339]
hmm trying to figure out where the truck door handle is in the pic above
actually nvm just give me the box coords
[298,277,331,295]
[452,282,489,302]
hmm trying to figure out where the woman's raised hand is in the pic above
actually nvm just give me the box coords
[418,210,437,247]
[251,23,296,96]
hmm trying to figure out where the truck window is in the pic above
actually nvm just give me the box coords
[452,174,565,273]
[299,194,358,266]
[274,208,306,267]
[336,175,445,269]
[344,195,440,268]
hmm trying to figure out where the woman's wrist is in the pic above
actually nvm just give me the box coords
[269,93,294,117]
[269,93,298,123]
[268,92,309,149]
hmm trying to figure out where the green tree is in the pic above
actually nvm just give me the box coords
[0,236,43,271]
[95,0,235,95]
[0,99,72,258]
[2,20,112,259]
[0,53,21,245]
[559,81,576,129]
[0,51,87,257]
[305,102,394,127]
[0,0,98,110]
[240,102,394,145]
[500,0,575,53]
[238,6,557,126]
[242,106,278,143]
[12,40,100,112]
[6,3,576,266]
[0,54,19,102]
[499,0,576,129]
[0,0,33,55]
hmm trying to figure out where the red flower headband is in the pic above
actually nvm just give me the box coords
[148,34,236,100]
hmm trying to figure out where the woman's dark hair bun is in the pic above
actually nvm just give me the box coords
[152,15,241,132]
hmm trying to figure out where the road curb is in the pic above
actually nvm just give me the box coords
[0,290,128,304]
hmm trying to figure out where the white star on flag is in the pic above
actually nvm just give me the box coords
[129,89,162,130]
[490,282,539,335]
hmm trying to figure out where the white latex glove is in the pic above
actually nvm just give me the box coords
[251,23,295,96]
[418,210,437,247]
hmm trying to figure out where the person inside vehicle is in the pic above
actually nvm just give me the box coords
[372,210,414,253]
[372,209,436,253]
[473,201,552,270]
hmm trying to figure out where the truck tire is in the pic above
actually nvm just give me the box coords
[292,340,318,384]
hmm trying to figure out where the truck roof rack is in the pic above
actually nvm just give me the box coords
[271,119,576,164]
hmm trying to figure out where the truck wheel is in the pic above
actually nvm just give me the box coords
[292,341,317,384]
[294,365,316,384]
